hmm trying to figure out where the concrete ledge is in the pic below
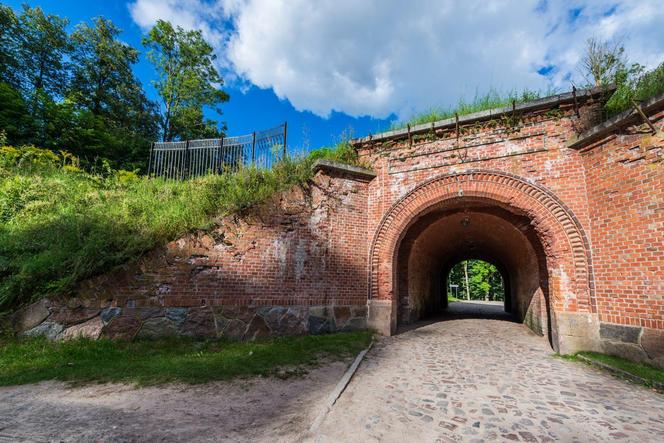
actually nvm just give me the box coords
[351,86,612,145]
[312,159,376,182]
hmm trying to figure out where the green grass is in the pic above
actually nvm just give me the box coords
[0,331,372,386]
[391,88,548,130]
[0,142,361,315]
[447,295,460,302]
[564,351,664,388]
[605,61,664,116]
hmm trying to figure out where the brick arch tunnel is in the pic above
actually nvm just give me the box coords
[396,200,551,339]
[368,171,595,353]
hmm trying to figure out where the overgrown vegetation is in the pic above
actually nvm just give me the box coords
[393,89,546,129]
[605,61,664,116]
[0,142,360,315]
[581,37,664,117]
[393,37,664,130]
[0,331,372,386]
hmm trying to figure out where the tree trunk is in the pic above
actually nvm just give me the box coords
[463,261,470,300]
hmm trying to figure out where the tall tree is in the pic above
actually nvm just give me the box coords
[68,17,159,166]
[70,17,139,117]
[143,20,229,141]
[12,5,71,146]
[14,5,70,96]
[0,5,19,89]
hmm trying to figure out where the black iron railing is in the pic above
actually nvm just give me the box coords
[148,122,288,179]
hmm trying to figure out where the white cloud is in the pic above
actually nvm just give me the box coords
[128,0,664,119]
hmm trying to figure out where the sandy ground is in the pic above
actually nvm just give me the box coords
[0,361,349,442]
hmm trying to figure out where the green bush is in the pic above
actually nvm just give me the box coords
[0,142,362,314]
[605,62,664,116]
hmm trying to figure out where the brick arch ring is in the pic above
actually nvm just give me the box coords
[368,170,595,313]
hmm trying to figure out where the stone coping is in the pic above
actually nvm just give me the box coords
[312,159,376,181]
[567,92,664,149]
[351,86,613,145]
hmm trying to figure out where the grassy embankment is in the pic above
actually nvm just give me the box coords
[0,143,359,317]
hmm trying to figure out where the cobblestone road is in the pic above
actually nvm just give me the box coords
[315,303,664,443]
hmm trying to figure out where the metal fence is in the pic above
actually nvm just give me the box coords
[148,123,288,179]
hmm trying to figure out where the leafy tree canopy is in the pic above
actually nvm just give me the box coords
[14,5,70,96]
[143,20,229,141]
[448,260,504,302]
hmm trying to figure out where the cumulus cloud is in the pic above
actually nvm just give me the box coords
[128,0,664,118]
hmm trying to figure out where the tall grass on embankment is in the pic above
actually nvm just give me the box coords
[0,143,359,316]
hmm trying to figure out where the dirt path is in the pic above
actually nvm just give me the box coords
[0,361,349,442]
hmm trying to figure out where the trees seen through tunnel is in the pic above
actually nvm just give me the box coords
[447,260,504,302]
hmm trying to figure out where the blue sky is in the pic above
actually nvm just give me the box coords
[4,0,391,151]
[4,1,664,151]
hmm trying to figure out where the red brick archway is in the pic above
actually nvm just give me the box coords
[368,170,595,334]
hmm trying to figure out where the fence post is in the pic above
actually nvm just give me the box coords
[251,131,256,165]
[218,136,224,174]
[283,121,288,160]
[147,142,154,176]
[185,139,190,179]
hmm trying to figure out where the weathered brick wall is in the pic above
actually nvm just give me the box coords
[580,108,664,364]
[13,90,663,368]
[358,104,598,253]
[13,166,373,341]
[356,99,601,343]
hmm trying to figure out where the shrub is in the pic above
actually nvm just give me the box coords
[605,61,664,116]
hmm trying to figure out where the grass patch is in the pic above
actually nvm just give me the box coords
[563,351,664,389]
[0,331,373,386]
[0,142,361,315]
[391,88,549,130]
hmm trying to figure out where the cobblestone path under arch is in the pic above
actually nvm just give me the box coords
[315,304,664,443]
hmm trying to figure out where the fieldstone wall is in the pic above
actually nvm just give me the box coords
[14,300,367,341]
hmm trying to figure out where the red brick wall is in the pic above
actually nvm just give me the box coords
[18,94,663,364]
[17,168,373,341]
[357,104,598,322]
[581,110,664,330]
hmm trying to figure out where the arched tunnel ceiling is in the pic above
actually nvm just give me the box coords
[397,200,550,326]
[401,203,544,276]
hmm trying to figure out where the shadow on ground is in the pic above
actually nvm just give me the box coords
[397,300,518,335]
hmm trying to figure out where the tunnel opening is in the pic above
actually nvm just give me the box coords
[396,198,552,341]
[445,259,506,312]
